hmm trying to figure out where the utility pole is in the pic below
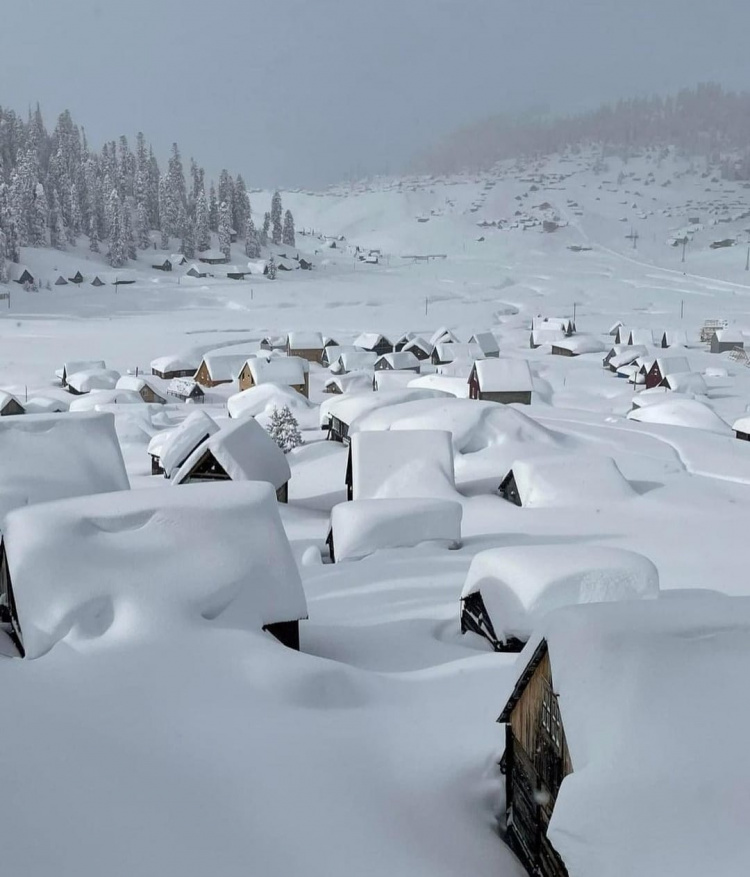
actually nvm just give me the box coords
[425,297,428,316]
[680,299,684,320]
[573,301,578,323]
[745,244,749,272]
[681,237,687,263]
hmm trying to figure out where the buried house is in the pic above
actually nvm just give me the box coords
[497,594,750,877]
[149,410,219,478]
[468,359,532,404]
[171,417,291,502]
[460,545,658,652]
[0,482,308,657]
[237,356,309,397]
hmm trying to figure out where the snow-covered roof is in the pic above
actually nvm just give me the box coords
[608,320,624,335]
[734,414,750,433]
[336,351,378,373]
[160,411,219,477]
[627,398,730,433]
[150,353,199,373]
[288,332,323,350]
[116,376,165,399]
[3,482,307,659]
[662,329,689,346]
[24,397,68,414]
[324,374,374,394]
[172,417,291,489]
[402,336,433,356]
[323,344,359,363]
[330,498,463,561]
[513,593,750,877]
[56,359,106,380]
[663,371,707,394]
[66,368,121,393]
[715,327,744,343]
[0,412,128,516]
[552,336,606,355]
[320,388,451,430]
[201,353,252,382]
[609,345,647,368]
[531,327,565,345]
[462,545,659,644]
[532,316,570,332]
[628,329,655,345]
[469,332,500,356]
[429,327,460,346]
[244,357,306,387]
[349,430,456,500]
[168,377,203,397]
[198,248,227,261]
[507,454,635,507]
[473,358,532,392]
[373,371,415,391]
[375,351,420,370]
[653,355,690,377]
[228,383,315,421]
[434,342,484,362]
[353,333,390,351]
[407,375,469,397]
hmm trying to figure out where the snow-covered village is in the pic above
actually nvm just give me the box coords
[3,4,750,875]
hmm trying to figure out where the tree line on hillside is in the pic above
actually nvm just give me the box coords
[416,84,750,178]
[0,105,296,281]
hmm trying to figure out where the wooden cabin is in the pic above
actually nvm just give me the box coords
[150,354,198,380]
[68,271,84,284]
[194,353,250,388]
[468,359,532,404]
[0,392,25,417]
[394,333,417,352]
[460,589,525,652]
[711,329,744,354]
[152,257,173,271]
[469,332,500,358]
[497,640,571,877]
[733,416,750,441]
[499,469,522,506]
[644,356,690,390]
[401,337,433,361]
[237,357,309,398]
[54,275,68,286]
[353,333,393,358]
[116,376,167,404]
[186,264,212,278]
[198,249,228,265]
[661,330,688,348]
[287,332,324,364]
[374,351,420,373]
[91,276,105,287]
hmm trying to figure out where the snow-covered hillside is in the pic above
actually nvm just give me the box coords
[2,146,750,876]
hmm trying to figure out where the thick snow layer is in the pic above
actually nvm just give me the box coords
[462,545,658,643]
[116,375,165,400]
[376,351,420,371]
[227,383,316,428]
[350,430,456,500]
[663,371,707,394]
[509,454,635,507]
[66,368,121,393]
[172,417,291,489]
[331,497,463,560]
[0,412,128,515]
[608,344,648,368]
[408,374,470,397]
[3,481,307,658]
[159,411,219,476]
[474,358,532,392]
[319,388,451,430]
[245,356,306,387]
[56,359,106,380]
[200,352,252,382]
[434,341,484,363]
[325,373,375,395]
[68,389,145,410]
[627,398,730,433]
[525,595,750,877]
[335,351,378,373]
[552,335,606,355]
[288,331,323,350]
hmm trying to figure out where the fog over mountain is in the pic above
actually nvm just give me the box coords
[3,0,750,186]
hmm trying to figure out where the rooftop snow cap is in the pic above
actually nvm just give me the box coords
[159,411,220,477]
[0,412,128,518]
[505,453,634,507]
[2,482,307,658]
[349,430,456,500]
[462,545,659,645]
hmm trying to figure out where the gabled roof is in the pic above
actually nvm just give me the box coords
[652,356,690,377]
[715,328,744,343]
[429,326,460,346]
[353,333,391,351]
[375,351,420,370]
[336,351,378,373]
[551,336,606,355]
[243,357,306,386]
[506,453,634,507]
[433,341,483,362]
[160,411,219,477]
[116,376,166,399]
[469,332,500,356]
[200,353,253,382]
[172,417,290,489]
[150,353,199,373]
[288,331,323,350]
[402,336,433,355]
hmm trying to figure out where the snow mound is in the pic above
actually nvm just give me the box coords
[3,482,307,659]
[330,498,463,561]
[228,383,314,424]
[68,389,145,411]
[66,368,121,394]
[462,545,659,644]
[319,388,451,430]
[627,398,730,433]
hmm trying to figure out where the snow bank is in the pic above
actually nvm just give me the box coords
[0,412,128,517]
[408,374,470,397]
[3,482,307,658]
[462,545,658,644]
[67,368,121,393]
[68,389,145,410]
[319,388,451,430]
[227,383,316,427]
[627,398,730,433]
[350,430,456,499]
[508,454,635,507]
[331,498,462,561]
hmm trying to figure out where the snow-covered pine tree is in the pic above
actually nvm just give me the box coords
[0,228,7,283]
[282,209,295,247]
[218,170,234,227]
[4,219,20,263]
[121,201,136,260]
[195,190,211,251]
[233,175,250,236]
[136,200,151,249]
[208,184,219,232]
[267,256,277,280]
[68,182,81,243]
[271,190,283,244]
[107,189,127,268]
[89,216,100,252]
[180,218,196,259]
[261,211,271,246]
[266,406,302,453]
[30,182,49,246]
[48,190,65,250]
[245,217,261,258]
[218,200,232,260]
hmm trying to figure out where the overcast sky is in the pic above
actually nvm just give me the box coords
[3,0,750,187]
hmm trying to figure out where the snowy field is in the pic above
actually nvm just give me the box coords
[4,147,750,875]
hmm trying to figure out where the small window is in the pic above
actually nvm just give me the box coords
[541,685,563,752]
